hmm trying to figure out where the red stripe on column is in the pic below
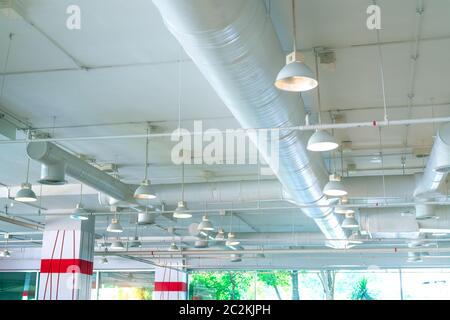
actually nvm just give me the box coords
[154,282,187,292]
[40,259,93,275]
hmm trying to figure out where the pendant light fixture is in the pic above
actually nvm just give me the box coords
[407,252,423,263]
[215,228,225,241]
[215,212,226,240]
[225,233,240,246]
[0,250,11,258]
[129,236,142,248]
[198,215,214,232]
[307,130,339,152]
[129,222,142,248]
[335,205,354,215]
[0,234,11,258]
[341,212,359,229]
[275,0,318,92]
[173,162,192,219]
[173,57,191,219]
[323,174,347,197]
[101,247,109,264]
[134,127,157,200]
[198,203,214,232]
[225,212,240,246]
[169,242,179,252]
[110,239,125,250]
[230,253,242,263]
[334,197,355,215]
[15,157,37,203]
[107,214,123,233]
[307,50,339,152]
[70,184,89,221]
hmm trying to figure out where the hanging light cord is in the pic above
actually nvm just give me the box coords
[229,212,233,233]
[291,0,297,52]
[144,127,149,181]
[314,52,323,125]
[379,127,387,203]
[181,162,185,202]
[376,32,388,122]
[25,158,31,184]
[177,48,182,132]
[372,0,389,122]
[79,184,83,204]
[177,46,185,203]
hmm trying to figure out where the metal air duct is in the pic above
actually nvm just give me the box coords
[414,122,450,198]
[152,0,346,242]
[27,142,136,203]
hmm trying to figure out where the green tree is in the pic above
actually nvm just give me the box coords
[351,278,375,300]
[257,271,290,300]
[189,271,254,300]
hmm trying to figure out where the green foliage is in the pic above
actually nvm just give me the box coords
[351,277,375,300]
[257,271,290,288]
[189,271,254,300]
[257,271,291,300]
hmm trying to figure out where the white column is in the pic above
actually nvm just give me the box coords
[153,260,187,300]
[38,216,95,300]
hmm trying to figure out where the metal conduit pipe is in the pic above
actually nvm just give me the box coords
[152,0,346,242]
[0,214,44,231]
[95,246,450,257]
[27,141,136,203]
[3,117,450,146]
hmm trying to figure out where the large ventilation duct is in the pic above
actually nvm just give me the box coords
[2,175,417,205]
[414,123,450,198]
[359,208,420,239]
[153,180,289,204]
[152,0,346,242]
[27,142,136,203]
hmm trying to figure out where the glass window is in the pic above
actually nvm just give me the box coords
[297,271,325,300]
[0,272,38,300]
[96,271,154,300]
[255,271,292,300]
[334,269,401,300]
[401,269,450,300]
[189,270,326,300]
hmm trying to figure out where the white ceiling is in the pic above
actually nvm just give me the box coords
[1,0,450,267]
